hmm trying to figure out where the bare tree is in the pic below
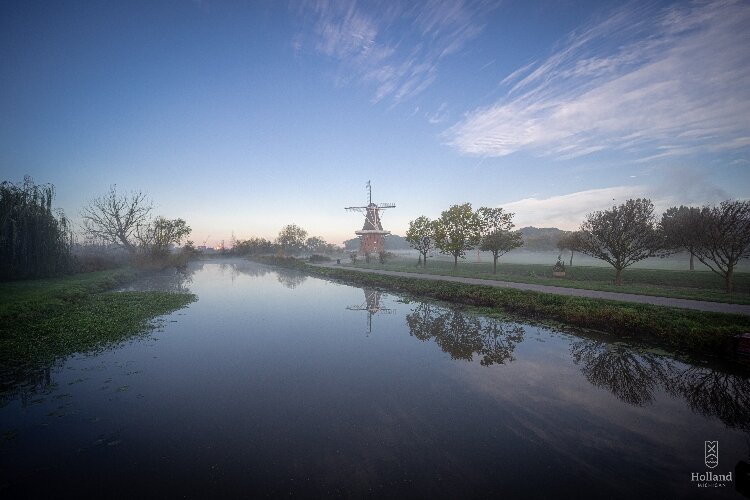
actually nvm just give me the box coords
[81,186,152,253]
[692,200,750,293]
[577,199,663,285]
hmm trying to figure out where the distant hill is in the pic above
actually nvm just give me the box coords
[518,227,568,251]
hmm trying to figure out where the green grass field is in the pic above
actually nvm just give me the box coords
[0,269,196,369]
[345,255,750,305]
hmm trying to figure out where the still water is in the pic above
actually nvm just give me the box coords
[1,260,749,498]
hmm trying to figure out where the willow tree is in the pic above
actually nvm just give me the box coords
[0,177,72,280]
[576,199,663,285]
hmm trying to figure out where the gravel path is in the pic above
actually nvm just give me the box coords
[313,264,750,316]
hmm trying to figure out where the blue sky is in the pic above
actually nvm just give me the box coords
[2,0,748,246]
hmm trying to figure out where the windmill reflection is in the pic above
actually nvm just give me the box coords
[571,339,750,432]
[346,288,394,336]
[405,303,525,366]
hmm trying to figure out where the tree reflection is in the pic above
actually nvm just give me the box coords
[666,367,750,432]
[570,338,750,432]
[276,271,307,289]
[0,361,60,408]
[570,341,670,406]
[405,303,525,365]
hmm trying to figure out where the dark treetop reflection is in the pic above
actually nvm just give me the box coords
[406,303,525,366]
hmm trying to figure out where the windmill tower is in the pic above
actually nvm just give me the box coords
[345,181,396,254]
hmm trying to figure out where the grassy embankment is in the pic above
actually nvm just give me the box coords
[0,269,196,368]
[345,257,750,305]
[256,256,750,357]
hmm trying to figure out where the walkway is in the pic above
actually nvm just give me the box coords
[312,264,750,316]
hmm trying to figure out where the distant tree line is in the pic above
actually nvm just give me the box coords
[229,224,342,257]
[407,198,750,292]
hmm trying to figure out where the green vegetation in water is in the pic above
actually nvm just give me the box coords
[0,269,196,369]
[256,256,750,357]
[343,257,750,305]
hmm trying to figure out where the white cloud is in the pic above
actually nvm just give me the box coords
[501,186,647,230]
[447,1,750,160]
[501,168,730,229]
[294,0,495,103]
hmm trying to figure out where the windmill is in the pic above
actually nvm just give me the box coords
[345,180,395,255]
[346,288,395,336]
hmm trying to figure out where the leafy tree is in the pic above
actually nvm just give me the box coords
[433,203,481,268]
[691,200,750,293]
[234,237,275,256]
[405,216,435,268]
[81,185,152,253]
[557,231,584,266]
[276,224,308,256]
[477,207,522,274]
[0,177,72,280]
[305,236,328,254]
[576,199,663,285]
[136,217,191,257]
[480,231,523,274]
[660,205,702,270]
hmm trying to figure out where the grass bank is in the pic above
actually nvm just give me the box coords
[345,258,750,305]
[0,269,196,369]
[256,256,750,358]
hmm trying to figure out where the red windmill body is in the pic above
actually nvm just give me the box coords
[345,181,396,255]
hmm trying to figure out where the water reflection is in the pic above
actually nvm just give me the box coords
[346,288,394,335]
[570,341,669,406]
[0,362,58,408]
[571,339,750,432]
[119,265,196,293]
[276,272,307,289]
[405,303,525,366]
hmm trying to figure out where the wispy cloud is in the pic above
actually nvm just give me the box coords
[447,1,750,160]
[294,0,495,104]
[427,102,449,124]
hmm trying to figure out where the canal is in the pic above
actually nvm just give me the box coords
[1,259,748,497]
